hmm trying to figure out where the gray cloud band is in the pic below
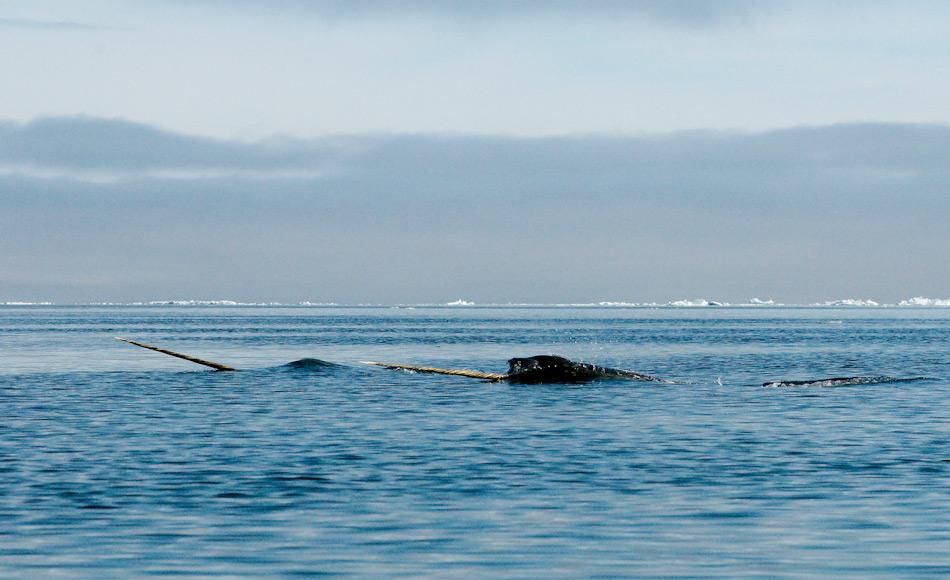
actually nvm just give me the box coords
[193,0,771,27]
[1,117,947,192]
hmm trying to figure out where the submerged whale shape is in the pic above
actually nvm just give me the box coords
[762,376,927,387]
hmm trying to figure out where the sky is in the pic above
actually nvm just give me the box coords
[2,0,949,304]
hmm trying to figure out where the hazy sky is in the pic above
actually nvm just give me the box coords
[2,1,949,303]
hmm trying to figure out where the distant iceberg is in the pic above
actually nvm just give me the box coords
[898,297,950,306]
[138,300,288,306]
[147,300,240,305]
[10,297,950,308]
[667,299,722,307]
[748,298,776,305]
[813,299,880,307]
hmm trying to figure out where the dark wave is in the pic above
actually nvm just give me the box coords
[762,376,928,387]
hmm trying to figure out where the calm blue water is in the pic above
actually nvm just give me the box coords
[1,305,948,576]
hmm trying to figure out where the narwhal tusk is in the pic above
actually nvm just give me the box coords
[116,337,237,371]
[362,361,507,381]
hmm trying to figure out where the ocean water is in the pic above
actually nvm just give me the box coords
[1,305,948,577]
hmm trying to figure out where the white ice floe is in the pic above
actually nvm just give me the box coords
[147,300,240,305]
[667,299,722,307]
[897,296,950,306]
[813,299,880,307]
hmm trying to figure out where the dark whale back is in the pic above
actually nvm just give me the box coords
[282,358,346,371]
[506,355,661,384]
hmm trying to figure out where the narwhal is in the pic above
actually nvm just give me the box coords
[117,338,924,387]
[116,338,668,384]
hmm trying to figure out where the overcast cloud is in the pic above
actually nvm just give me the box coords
[2,117,947,304]
[1,2,948,303]
[2,1,949,137]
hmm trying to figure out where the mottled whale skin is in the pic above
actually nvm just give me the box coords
[506,355,664,384]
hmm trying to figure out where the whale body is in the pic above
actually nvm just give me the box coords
[364,355,666,383]
[506,355,664,384]
[117,338,661,383]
